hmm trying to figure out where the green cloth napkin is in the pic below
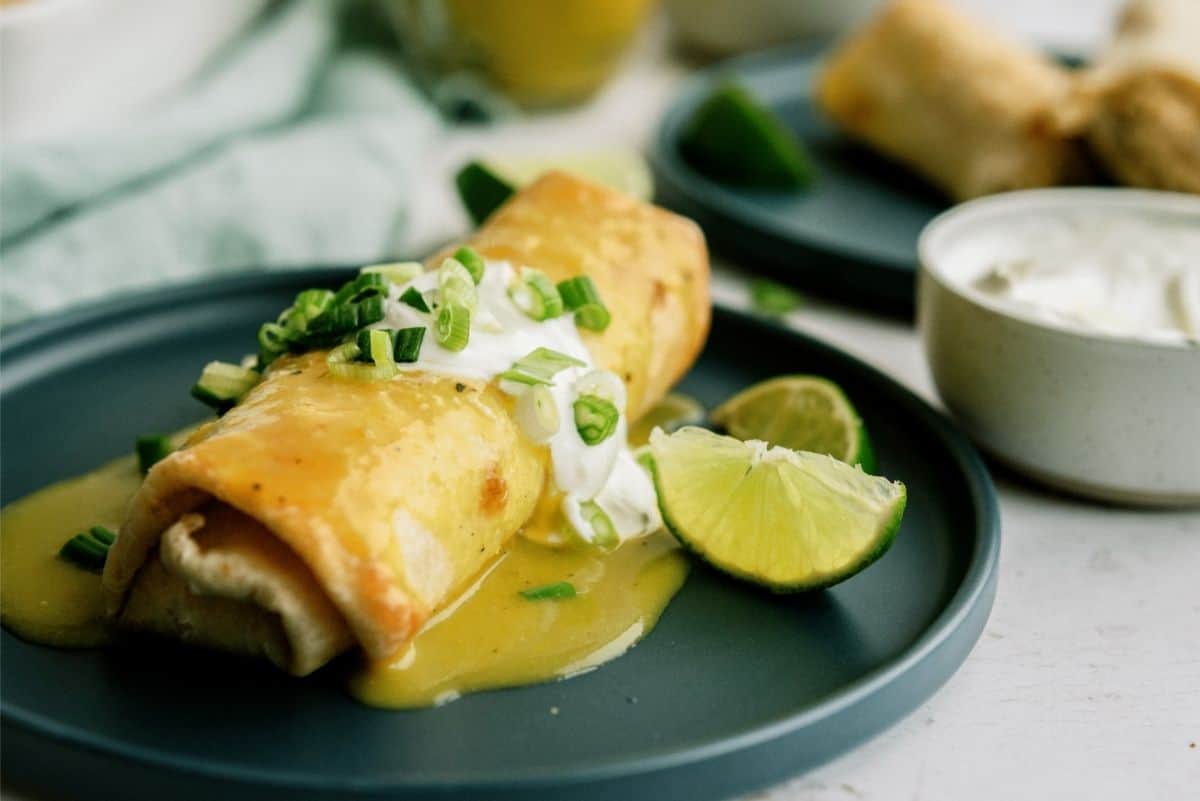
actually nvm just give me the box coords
[0,0,440,327]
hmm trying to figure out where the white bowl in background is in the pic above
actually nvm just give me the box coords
[918,189,1200,507]
[0,0,268,143]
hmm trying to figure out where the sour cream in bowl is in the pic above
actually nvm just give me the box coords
[918,189,1200,506]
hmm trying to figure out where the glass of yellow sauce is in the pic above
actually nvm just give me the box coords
[385,0,657,108]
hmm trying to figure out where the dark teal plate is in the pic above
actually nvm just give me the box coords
[651,42,949,313]
[1,272,999,801]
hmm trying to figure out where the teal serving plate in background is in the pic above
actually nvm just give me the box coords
[1,271,999,801]
[652,42,949,313]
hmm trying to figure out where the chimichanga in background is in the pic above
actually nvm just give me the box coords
[815,0,1091,200]
[1083,0,1200,194]
[103,172,710,676]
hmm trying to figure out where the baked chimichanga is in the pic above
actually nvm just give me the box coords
[815,0,1092,200]
[1083,0,1200,194]
[101,172,710,676]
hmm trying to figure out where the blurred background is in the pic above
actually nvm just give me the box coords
[0,0,1127,325]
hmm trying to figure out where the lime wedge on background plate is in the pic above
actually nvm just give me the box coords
[650,427,905,591]
[678,82,813,189]
[456,151,654,225]
[629,392,706,447]
[711,375,874,472]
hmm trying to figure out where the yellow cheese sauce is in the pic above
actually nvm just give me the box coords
[352,529,686,708]
[0,447,688,708]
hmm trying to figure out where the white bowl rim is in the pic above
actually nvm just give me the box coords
[918,187,1200,353]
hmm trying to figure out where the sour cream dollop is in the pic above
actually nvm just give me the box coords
[956,211,1200,345]
[374,260,661,545]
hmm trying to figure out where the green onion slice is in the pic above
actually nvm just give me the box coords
[191,361,261,413]
[356,329,398,370]
[327,342,398,380]
[331,272,388,306]
[289,288,335,328]
[399,286,431,313]
[275,288,335,346]
[360,261,423,285]
[439,258,478,312]
[256,322,289,367]
[557,276,611,332]
[59,526,117,572]
[500,347,586,386]
[508,267,564,321]
[519,581,577,601]
[573,394,620,445]
[135,434,173,474]
[393,327,426,363]
[579,500,619,550]
[436,303,472,352]
[514,385,560,442]
[452,246,486,285]
[750,279,803,317]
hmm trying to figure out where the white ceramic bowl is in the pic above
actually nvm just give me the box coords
[0,0,268,143]
[918,189,1200,507]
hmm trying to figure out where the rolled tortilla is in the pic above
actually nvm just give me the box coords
[1083,0,1200,194]
[103,172,710,675]
[815,0,1092,200]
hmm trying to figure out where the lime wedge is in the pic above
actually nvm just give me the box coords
[678,83,813,188]
[629,392,706,447]
[456,151,654,225]
[711,376,874,472]
[650,427,905,590]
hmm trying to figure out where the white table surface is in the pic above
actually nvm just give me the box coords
[7,2,1197,800]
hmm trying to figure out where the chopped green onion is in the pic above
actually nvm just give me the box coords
[327,342,397,380]
[573,395,620,445]
[275,288,335,346]
[291,288,335,321]
[191,361,261,413]
[508,267,565,321]
[439,258,478,312]
[299,273,390,348]
[571,369,627,445]
[519,581,577,601]
[574,369,626,405]
[557,276,611,332]
[59,526,117,572]
[514,385,560,442]
[500,347,586,386]
[327,342,359,363]
[750,279,803,317]
[354,293,387,328]
[256,322,289,367]
[331,272,388,306]
[436,303,472,352]
[400,286,431,313]
[580,501,619,550]
[360,261,423,285]
[393,327,425,362]
[135,435,173,473]
[452,246,486,284]
[356,329,398,370]
[89,526,116,546]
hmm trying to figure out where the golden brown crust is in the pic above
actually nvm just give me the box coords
[440,171,711,420]
[1083,0,1200,194]
[816,0,1091,200]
